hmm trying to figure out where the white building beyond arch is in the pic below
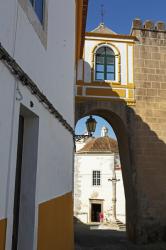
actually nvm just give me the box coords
[74,129,126,225]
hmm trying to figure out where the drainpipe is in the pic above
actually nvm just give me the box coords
[111,167,117,222]
[109,155,120,223]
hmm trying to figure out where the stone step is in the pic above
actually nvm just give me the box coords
[105,219,126,231]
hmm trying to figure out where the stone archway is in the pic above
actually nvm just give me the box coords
[75,99,137,241]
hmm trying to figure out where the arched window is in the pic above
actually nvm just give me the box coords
[95,47,115,81]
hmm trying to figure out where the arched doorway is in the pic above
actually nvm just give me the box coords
[75,103,137,241]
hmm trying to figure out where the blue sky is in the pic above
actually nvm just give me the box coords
[86,0,166,34]
[75,116,116,139]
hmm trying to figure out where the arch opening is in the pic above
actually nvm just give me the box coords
[74,108,137,243]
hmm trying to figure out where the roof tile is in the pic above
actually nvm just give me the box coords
[77,136,118,154]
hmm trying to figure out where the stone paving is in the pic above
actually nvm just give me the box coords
[74,222,166,250]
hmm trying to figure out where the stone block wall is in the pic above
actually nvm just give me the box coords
[130,18,166,243]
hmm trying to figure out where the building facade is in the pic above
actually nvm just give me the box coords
[75,19,166,243]
[76,22,136,105]
[74,128,125,225]
[0,1,88,250]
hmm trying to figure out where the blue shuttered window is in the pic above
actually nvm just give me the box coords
[29,0,34,5]
[29,0,44,24]
[35,0,44,24]
[95,47,115,81]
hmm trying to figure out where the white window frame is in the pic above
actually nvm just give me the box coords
[18,0,48,48]
[93,44,120,83]
[92,170,101,186]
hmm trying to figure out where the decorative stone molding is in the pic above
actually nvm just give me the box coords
[0,43,74,136]
[155,21,165,31]
[144,20,154,30]
[132,18,166,33]
[18,0,48,48]
[132,18,142,29]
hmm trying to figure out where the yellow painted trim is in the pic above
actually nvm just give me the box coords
[75,96,136,106]
[37,192,74,250]
[128,89,134,99]
[77,86,83,95]
[85,32,137,40]
[0,218,7,250]
[91,42,121,59]
[76,80,135,89]
[132,44,134,84]
[77,80,84,85]
[86,88,126,98]
[85,38,135,44]
[76,0,82,60]
[76,1,88,59]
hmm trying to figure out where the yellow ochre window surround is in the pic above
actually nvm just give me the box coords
[95,47,115,81]
[91,43,121,84]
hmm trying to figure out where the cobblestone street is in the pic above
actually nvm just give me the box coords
[74,222,166,250]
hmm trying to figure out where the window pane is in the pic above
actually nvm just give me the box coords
[107,65,114,72]
[106,47,114,56]
[96,64,104,71]
[29,0,34,6]
[96,73,104,80]
[96,47,105,56]
[35,0,44,23]
[96,56,104,64]
[106,56,115,64]
[106,73,115,80]
[97,179,100,185]
[92,171,101,185]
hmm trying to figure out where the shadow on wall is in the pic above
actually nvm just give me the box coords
[82,60,120,86]
[74,216,127,248]
[75,88,166,244]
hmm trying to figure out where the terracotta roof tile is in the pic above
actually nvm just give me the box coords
[77,136,118,154]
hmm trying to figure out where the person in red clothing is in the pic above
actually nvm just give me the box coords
[99,212,104,223]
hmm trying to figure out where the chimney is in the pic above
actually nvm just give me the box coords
[132,18,142,29]
[144,20,154,30]
[101,126,108,137]
[155,21,165,31]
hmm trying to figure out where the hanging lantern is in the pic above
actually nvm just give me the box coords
[86,115,97,136]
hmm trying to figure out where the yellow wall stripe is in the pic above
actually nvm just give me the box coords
[77,86,83,95]
[37,192,74,250]
[86,88,126,97]
[76,80,135,89]
[0,218,7,250]
[128,90,134,99]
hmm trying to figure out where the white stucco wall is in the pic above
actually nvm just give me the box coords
[0,0,75,125]
[0,0,75,249]
[128,44,134,83]
[116,170,126,223]
[74,153,126,224]
[0,64,16,220]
